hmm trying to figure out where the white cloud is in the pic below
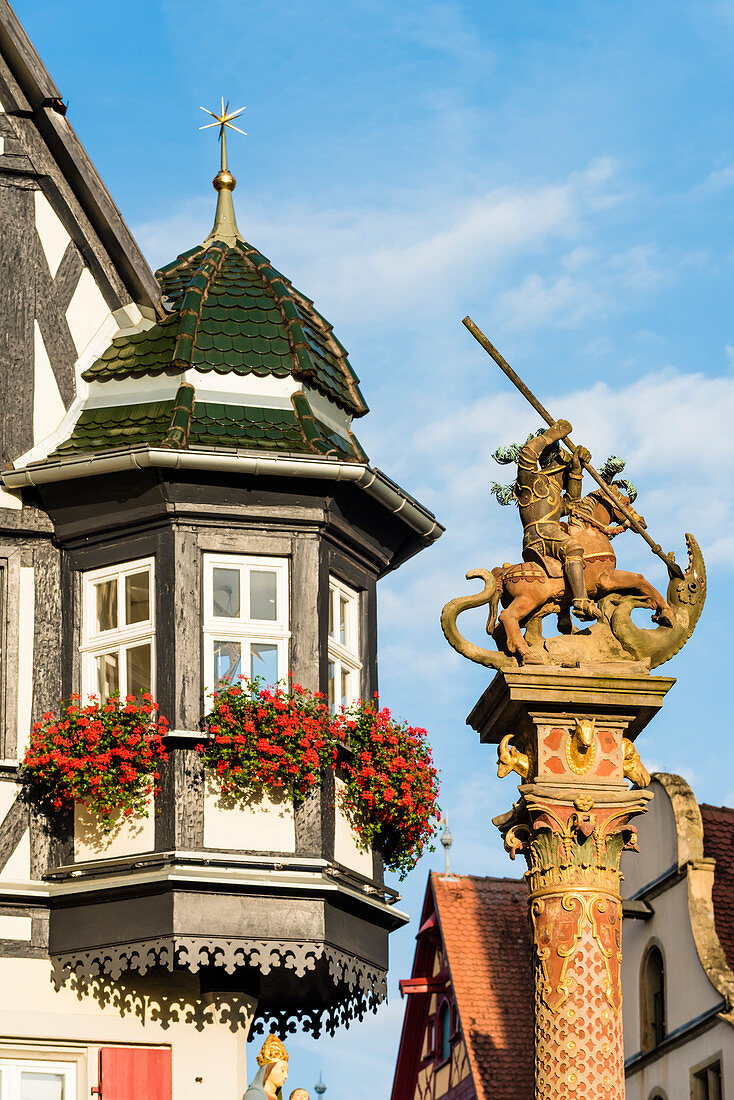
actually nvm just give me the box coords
[133,158,621,327]
[692,163,734,195]
[492,243,674,331]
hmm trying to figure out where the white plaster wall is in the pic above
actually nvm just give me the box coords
[0,914,31,940]
[16,566,35,761]
[65,269,111,360]
[333,777,372,878]
[0,778,31,884]
[34,191,71,278]
[626,1022,734,1100]
[0,957,251,1100]
[74,793,156,862]
[622,876,723,1057]
[33,322,65,442]
[203,775,295,853]
[621,779,679,898]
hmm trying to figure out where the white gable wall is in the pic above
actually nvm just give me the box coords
[622,777,734,1099]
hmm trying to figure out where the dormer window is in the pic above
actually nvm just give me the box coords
[203,554,289,690]
[327,577,361,712]
[81,558,155,702]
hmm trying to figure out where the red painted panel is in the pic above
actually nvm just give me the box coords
[99,1047,172,1100]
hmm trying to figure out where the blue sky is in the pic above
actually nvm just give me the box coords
[13,0,734,1095]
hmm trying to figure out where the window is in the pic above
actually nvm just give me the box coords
[327,577,361,712]
[692,1060,723,1100]
[0,1058,75,1099]
[640,945,666,1051]
[436,1002,451,1064]
[203,555,289,689]
[81,558,155,702]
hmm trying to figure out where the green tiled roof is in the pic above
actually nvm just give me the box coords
[52,391,366,463]
[83,239,367,418]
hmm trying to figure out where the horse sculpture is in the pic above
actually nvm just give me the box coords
[441,489,705,670]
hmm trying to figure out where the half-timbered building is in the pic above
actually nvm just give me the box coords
[0,2,442,1096]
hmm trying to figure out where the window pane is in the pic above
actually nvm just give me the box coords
[127,642,151,696]
[214,640,242,684]
[340,667,349,708]
[339,595,348,647]
[213,568,241,618]
[125,570,150,625]
[96,652,119,701]
[250,570,277,621]
[328,660,336,712]
[95,579,117,633]
[251,642,278,686]
[328,590,334,639]
[21,1072,65,1100]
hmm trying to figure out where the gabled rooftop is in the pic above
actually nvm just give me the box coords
[391,872,533,1100]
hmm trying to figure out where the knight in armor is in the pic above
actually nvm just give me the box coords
[510,419,598,621]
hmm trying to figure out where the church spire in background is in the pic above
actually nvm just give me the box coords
[200,98,246,245]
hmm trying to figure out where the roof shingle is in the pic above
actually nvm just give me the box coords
[83,239,367,418]
[701,802,734,973]
[432,873,533,1100]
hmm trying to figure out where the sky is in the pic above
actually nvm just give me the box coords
[11,0,734,1095]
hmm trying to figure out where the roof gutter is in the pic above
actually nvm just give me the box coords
[2,446,443,541]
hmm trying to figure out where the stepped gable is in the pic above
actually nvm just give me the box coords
[432,872,534,1100]
[701,802,734,973]
[83,237,367,417]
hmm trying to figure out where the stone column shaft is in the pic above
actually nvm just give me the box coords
[469,669,673,1100]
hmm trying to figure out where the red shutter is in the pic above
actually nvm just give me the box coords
[98,1047,172,1100]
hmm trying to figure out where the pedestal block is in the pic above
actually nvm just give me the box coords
[469,668,674,1100]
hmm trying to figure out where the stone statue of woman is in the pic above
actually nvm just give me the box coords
[244,1035,289,1100]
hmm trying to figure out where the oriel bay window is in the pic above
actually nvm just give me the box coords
[81,558,155,702]
[327,577,362,712]
[203,554,289,689]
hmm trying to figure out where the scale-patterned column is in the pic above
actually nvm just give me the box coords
[473,671,672,1100]
[514,789,634,1099]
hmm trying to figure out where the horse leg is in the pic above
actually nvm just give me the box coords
[499,593,547,663]
[595,569,675,627]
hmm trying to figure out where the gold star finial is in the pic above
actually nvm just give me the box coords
[199,98,246,173]
[199,98,246,245]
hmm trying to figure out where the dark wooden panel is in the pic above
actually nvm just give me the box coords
[290,533,319,694]
[31,539,62,715]
[173,528,200,729]
[0,180,34,463]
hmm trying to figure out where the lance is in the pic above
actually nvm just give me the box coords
[462,316,685,580]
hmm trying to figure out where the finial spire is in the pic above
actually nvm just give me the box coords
[200,98,247,245]
[440,817,453,875]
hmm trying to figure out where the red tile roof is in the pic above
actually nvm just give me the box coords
[700,802,734,973]
[432,873,533,1100]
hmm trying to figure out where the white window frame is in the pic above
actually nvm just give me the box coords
[80,557,156,702]
[0,1057,76,1100]
[327,576,362,712]
[203,553,290,691]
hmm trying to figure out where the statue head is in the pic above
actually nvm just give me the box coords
[256,1034,290,1094]
[264,1063,289,1092]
